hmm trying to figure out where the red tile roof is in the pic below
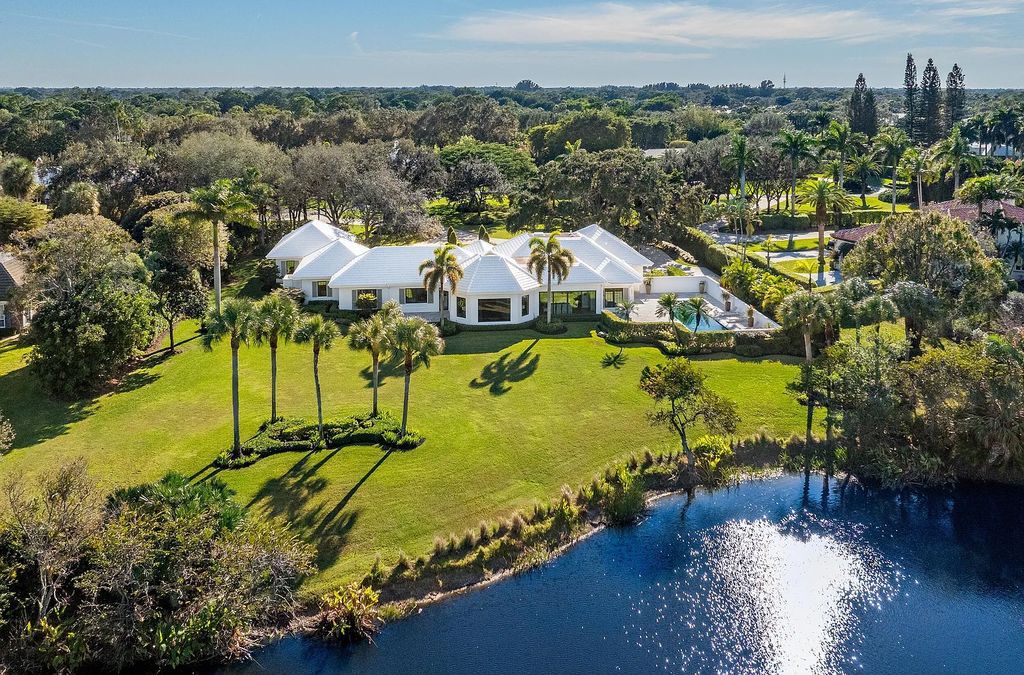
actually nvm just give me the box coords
[832,223,880,243]
[922,199,1024,223]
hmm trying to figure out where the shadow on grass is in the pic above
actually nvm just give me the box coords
[444,322,594,355]
[470,340,540,395]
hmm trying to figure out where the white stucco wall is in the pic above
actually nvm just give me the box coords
[648,275,777,329]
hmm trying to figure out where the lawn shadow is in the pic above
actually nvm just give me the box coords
[469,340,540,395]
[690,352,804,366]
[0,356,96,450]
[315,449,393,536]
[357,353,404,390]
[601,350,628,368]
[444,323,590,356]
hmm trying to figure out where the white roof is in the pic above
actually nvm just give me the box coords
[576,224,654,267]
[491,232,537,259]
[290,238,369,280]
[458,253,541,294]
[459,239,495,256]
[329,244,440,288]
[266,220,356,260]
[554,235,644,284]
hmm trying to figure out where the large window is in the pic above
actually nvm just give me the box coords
[539,291,597,316]
[456,296,467,318]
[604,288,625,308]
[521,295,530,317]
[284,260,297,274]
[352,289,381,310]
[478,298,511,322]
[401,287,431,304]
[314,280,330,298]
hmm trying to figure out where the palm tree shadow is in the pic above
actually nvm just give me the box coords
[601,350,628,368]
[357,354,404,389]
[315,449,394,536]
[469,341,541,395]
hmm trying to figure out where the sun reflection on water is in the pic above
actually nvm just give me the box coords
[629,512,903,673]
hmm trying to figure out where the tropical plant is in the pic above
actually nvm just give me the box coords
[617,298,640,323]
[873,127,911,213]
[778,290,829,362]
[820,120,866,189]
[796,178,854,274]
[724,133,751,201]
[527,233,575,323]
[419,244,464,324]
[252,292,300,422]
[931,125,981,193]
[655,292,683,342]
[0,156,34,199]
[773,129,817,214]
[388,316,444,435]
[846,153,881,208]
[898,147,937,208]
[885,281,939,356]
[957,174,1024,219]
[295,314,341,439]
[202,299,256,457]
[687,296,710,331]
[348,301,402,417]
[177,179,253,313]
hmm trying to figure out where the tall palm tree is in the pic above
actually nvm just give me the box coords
[846,153,881,208]
[202,299,255,458]
[617,298,640,324]
[778,290,829,456]
[820,120,866,189]
[873,127,911,214]
[898,147,937,208]
[687,296,710,330]
[389,316,444,435]
[773,129,817,214]
[527,233,575,323]
[348,301,401,417]
[252,292,299,422]
[419,244,463,325]
[177,179,254,313]
[932,125,981,193]
[295,314,341,439]
[796,178,854,277]
[724,134,752,202]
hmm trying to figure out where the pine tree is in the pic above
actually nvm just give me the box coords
[903,54,918,140]
[849,73,878,137]
[921,58,942,144]
[945,64,966,132]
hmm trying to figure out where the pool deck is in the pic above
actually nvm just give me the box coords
[623,294,761,330]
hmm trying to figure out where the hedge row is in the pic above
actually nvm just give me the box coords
[758,209,888,231]
[600,311,804,358]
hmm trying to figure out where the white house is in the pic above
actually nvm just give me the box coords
[268,222,658,326]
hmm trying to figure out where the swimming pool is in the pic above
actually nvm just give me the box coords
[676,309,726,331]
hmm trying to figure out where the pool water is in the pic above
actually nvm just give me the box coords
[218,475,1024,674]
[676,309,726,331]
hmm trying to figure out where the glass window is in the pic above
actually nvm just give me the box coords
[539,290,597,316]
[353,289,381,310]
[0,302,6,329]
[521,295,530,317]
[443,291,449,310]
[456,296,467,318]
[285,260,296,274]
[604,288,625,307]
[478,298,511,322]
[402,287,430,304]
[315,281,329,298]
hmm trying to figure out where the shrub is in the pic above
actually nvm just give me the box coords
[601,467,646,525]
[691,435,735,485]
[534,318,567,334]
[254,258,280,292]
[380,429,425,449]
[316,583,382,644]
[355,293,379,313]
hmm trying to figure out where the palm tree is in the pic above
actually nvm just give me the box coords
[348,301,401,417]
[419,244,464,326]
[177,179,254,314]
[898,147,937,208]
[820,120,865,189]
[778,290,829,456]
[295,314,341,439]
[687,296,710,330]
[389,316,444,435]
[202,299,255,458]
[873,127,911,214]
[724,134,752,203]
[932,125,981,193]
[252,292,299,422]
[655,292,684,342]
[773,129,817,214]
[796,178,854,278]
[846,153,881,208]
[527,233,575,323]
[617,298,640,323]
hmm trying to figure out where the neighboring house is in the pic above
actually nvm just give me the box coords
[0,252,28,335]
[831,223,881,259]
[924,199,1024,279]
[268,222,655,326]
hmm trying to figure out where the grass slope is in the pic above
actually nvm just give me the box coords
[0,322,814,589]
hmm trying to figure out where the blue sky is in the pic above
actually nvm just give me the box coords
[2,0,1022,88]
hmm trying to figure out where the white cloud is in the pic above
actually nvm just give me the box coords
[445,2,946,48]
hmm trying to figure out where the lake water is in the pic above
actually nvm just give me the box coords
[220,474,1024,674]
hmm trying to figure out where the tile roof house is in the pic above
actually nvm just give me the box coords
[268,223,655,326]
[0,252,29,335]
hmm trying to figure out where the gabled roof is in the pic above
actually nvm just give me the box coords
[832,223,880,244]
[554,235,644,284]
[491,232,535,259]
[923,199,1024,224]
[266,220,356,260]
[0,252,25,299]
[458,252,541,294]
[290,238,370,280]
[459,239,495,257]
[329,244,440,288]
[576,224,654,267]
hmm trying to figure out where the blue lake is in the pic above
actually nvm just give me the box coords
[221,474,1024,674]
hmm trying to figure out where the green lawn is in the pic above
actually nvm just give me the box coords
[748,236,827,253]
[0,321,814,589]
